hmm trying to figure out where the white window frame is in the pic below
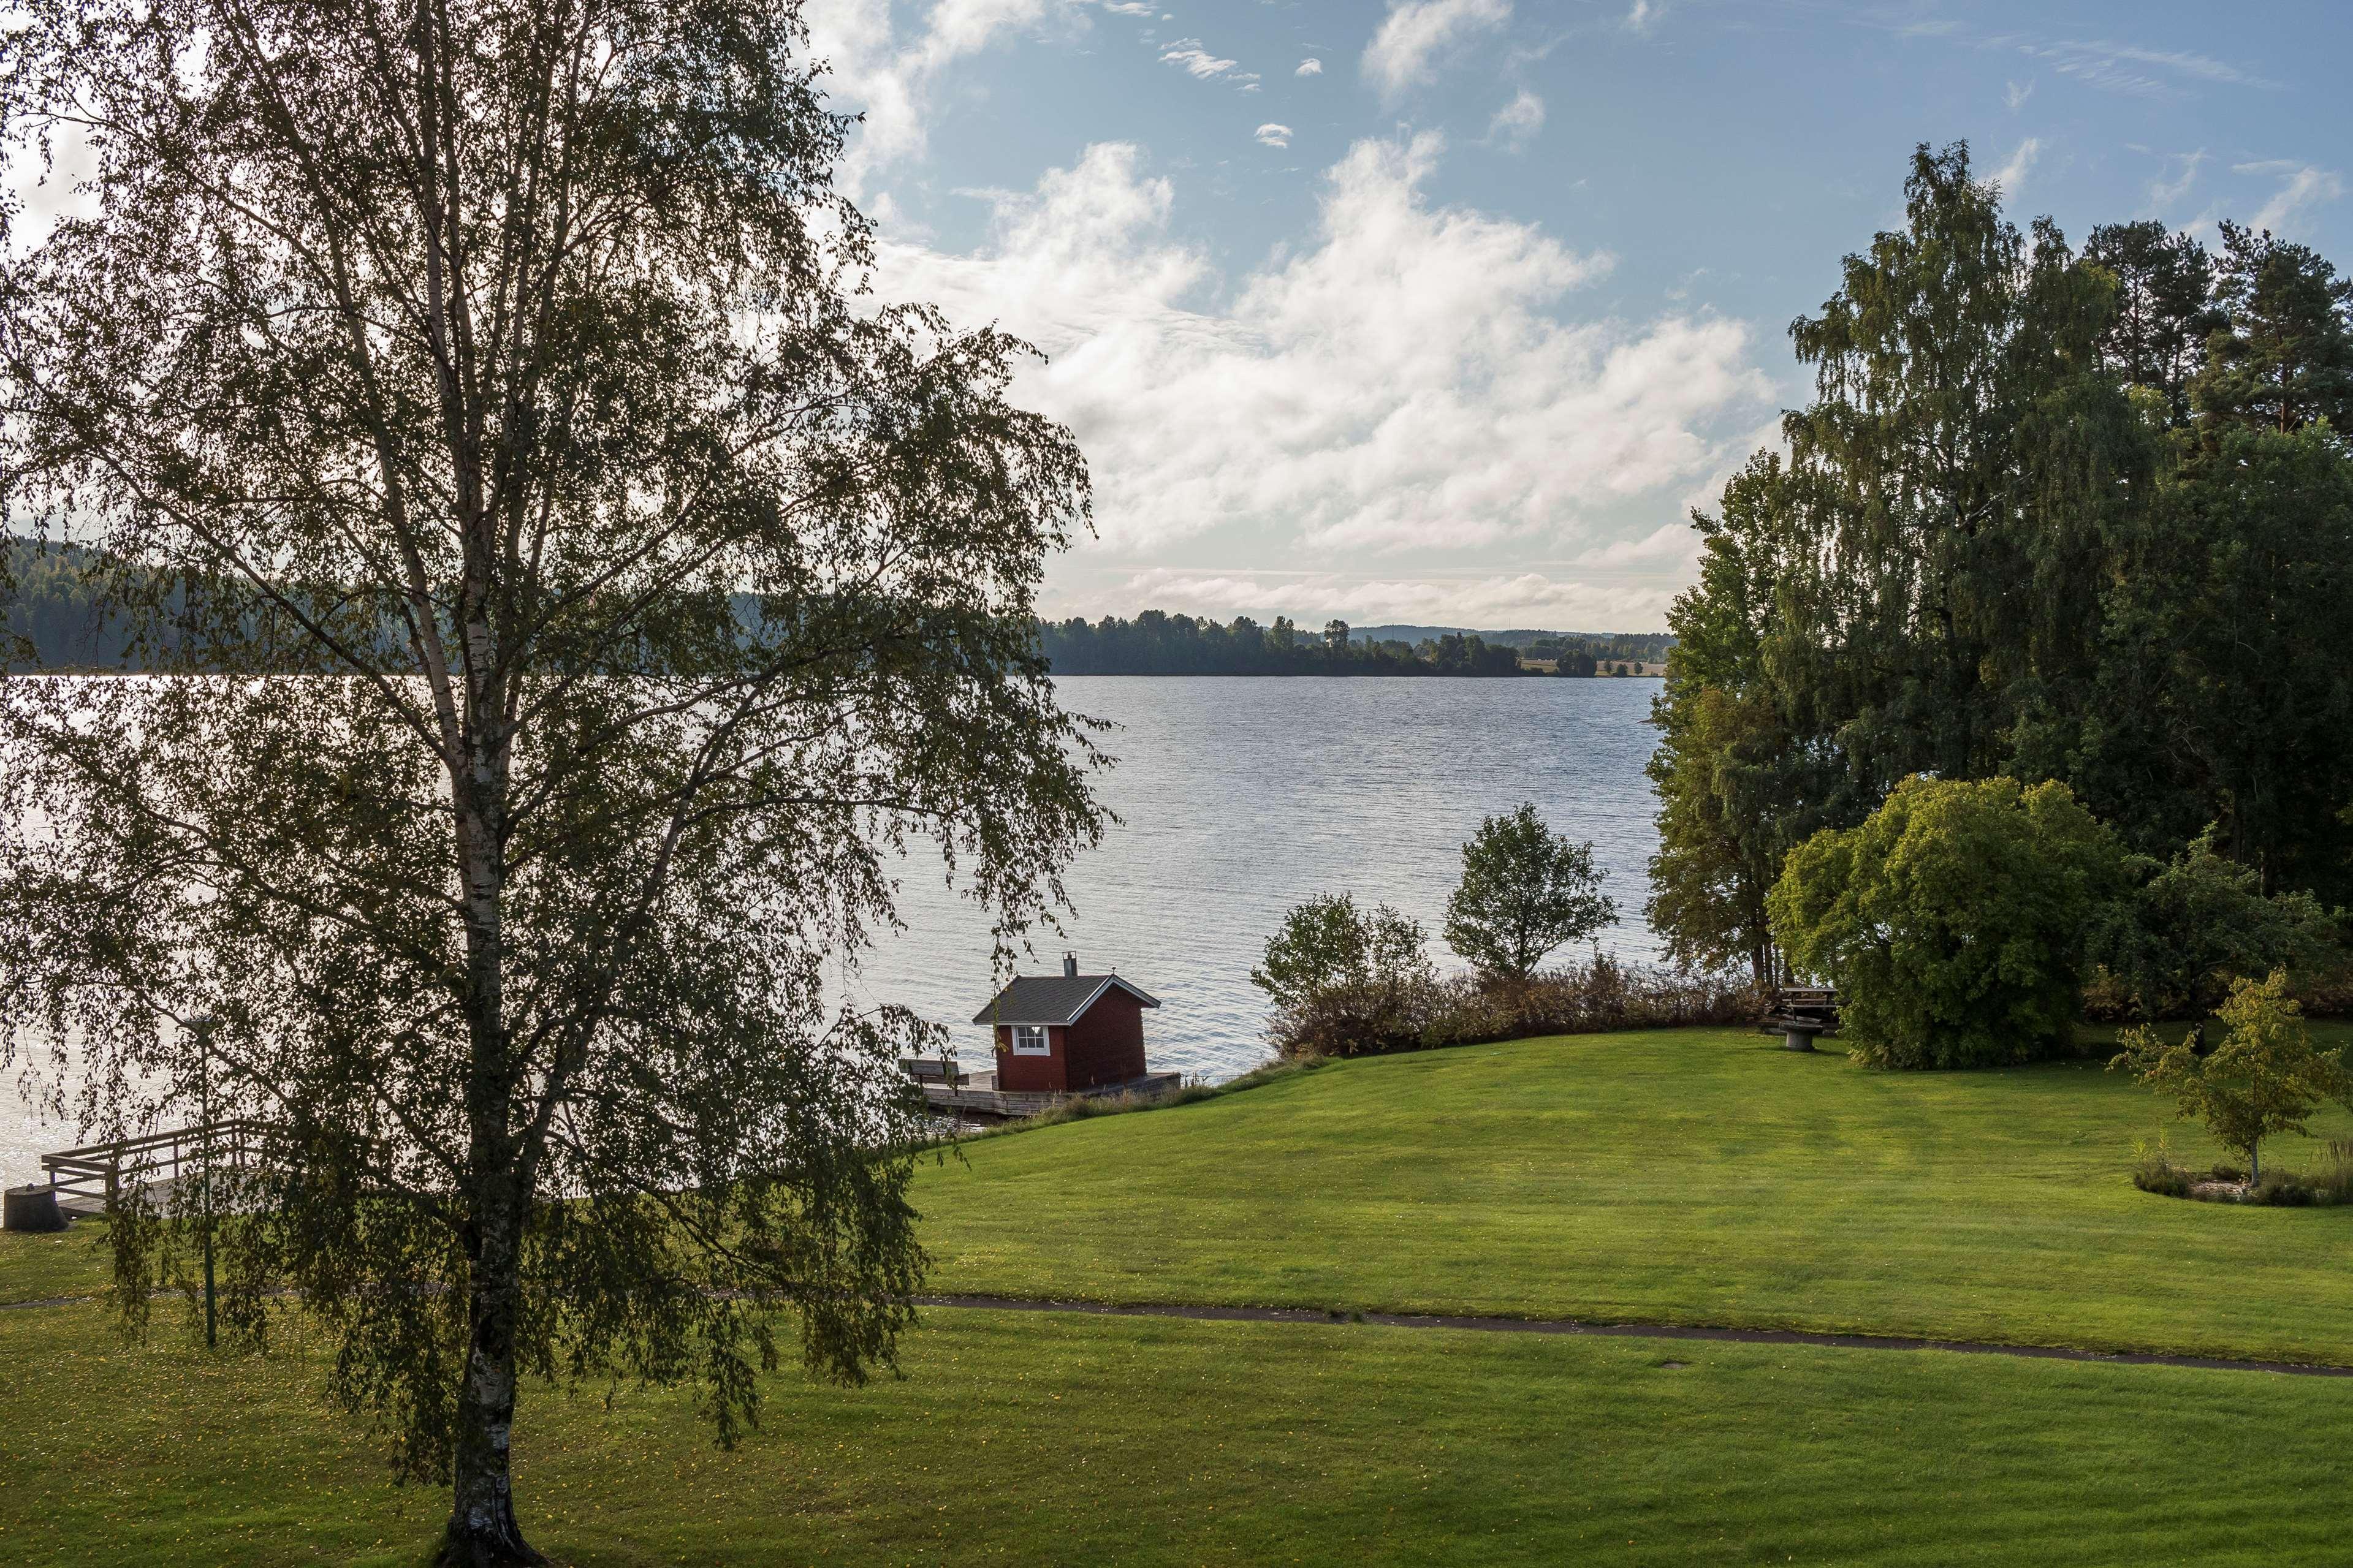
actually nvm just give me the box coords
[1009,1025,1052,1056]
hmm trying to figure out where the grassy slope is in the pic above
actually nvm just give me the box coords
[4,1299,2350,1568]
[918,1027,2353,1363]
[10,1026,2353,1565]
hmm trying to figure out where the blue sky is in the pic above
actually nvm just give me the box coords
[816,0,2353,631]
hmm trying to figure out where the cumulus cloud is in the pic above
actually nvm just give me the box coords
[875,135,1770,560]
[805,0,1078,189]
[1296,57,1324,76]
[1255,123,1294,150]
[1363,0,1513,99]
[1487,89,1545,151]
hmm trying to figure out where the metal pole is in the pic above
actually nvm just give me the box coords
[194,1015,216,1350]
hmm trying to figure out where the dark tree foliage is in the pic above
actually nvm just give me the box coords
[2195,223,2353,436]
[2086,830,2342,1020]
[0,1,1103,1562]
[2082,219,2219,420]
[1650,142,2353,1002]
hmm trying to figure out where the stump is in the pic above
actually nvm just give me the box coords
[2,1184,69,1233]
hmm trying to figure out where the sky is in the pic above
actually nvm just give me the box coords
[811,0,2353,631]
[7,2,2347,633]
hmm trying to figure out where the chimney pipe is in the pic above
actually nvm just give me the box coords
[1063,952,1078,979]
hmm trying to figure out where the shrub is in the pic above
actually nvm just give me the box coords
[1768,775,2127,1068]
[1251,894,1432,1010]
[2112,969,2353,1184]
[1267,952,1763,1060]
[1443,803,1616,984]
[1253,895,1437,1059]
[2129,1136,2193,1198]
[2083,828,2343,1019]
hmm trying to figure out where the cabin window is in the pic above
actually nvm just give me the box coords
[1010,1025,1051,1056]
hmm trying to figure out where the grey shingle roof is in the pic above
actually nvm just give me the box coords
[970,973,1160,1026]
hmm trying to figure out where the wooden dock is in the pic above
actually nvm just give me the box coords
[36,1120,268,1218]
[905,1066,1187,1124]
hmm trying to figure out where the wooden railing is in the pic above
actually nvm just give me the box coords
[40,1119,272,1210]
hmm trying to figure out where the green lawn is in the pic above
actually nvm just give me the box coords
[4,1298,2350,1567]
[0,1220,113,1305]
[916,1026,2353,1364]
[9,1024,2353,1565]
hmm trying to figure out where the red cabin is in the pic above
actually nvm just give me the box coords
[971,953,1161,1094]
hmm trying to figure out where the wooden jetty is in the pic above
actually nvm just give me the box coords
[902,1058,1185,1124]
[12,1119,268,1224]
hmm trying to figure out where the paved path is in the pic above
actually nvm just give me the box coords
[10,1284,2346,1378]
[915,1295,2353,1379]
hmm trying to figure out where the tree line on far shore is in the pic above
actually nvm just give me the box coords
[1033,611,1663,676]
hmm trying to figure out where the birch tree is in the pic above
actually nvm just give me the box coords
[0,0,1104,1560]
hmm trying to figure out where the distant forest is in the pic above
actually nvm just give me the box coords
[1035,612,1671,676]
[5,561,1675,679]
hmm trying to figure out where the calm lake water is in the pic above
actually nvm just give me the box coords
[843,675,1667,1084]
[1,676,1664,1186]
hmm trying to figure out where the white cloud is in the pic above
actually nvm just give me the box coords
[805,0,1079,190]
[2148,148,2205,210]
[1991,137,2041,195]
[1255,123,1293,149]
[1160,37,1241,79]
[1362,0,1512,99]
[1109,569,1690,631]
[2236,161,2346,236]
[1486,89,1545,152]
[875,135,1770,561]
[2,120,103,256]
[2004,78,2034,111]
[1296,57,1324,76]
[1623,0,1661,35]
[1569,522,1698,572]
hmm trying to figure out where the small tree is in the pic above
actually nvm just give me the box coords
[1443,805,1616,985]
[2112,969,2353,1183]
[1252,894,1432,1057]
[1768,776,2126,1067]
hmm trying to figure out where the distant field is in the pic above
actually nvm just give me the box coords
[9,1025,2353,1564]
[916,1026,2353,1365]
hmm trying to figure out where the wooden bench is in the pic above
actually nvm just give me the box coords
[1760,987,1839,1052]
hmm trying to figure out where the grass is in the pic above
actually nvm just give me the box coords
[11,1023,2353,1564]
[914,1026,2353,1364]
[5,1299,2352,1567]
[0,1219,114,1305]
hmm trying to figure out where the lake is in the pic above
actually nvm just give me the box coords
[1,676,1664,1185]
[843,675,1667,1083]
